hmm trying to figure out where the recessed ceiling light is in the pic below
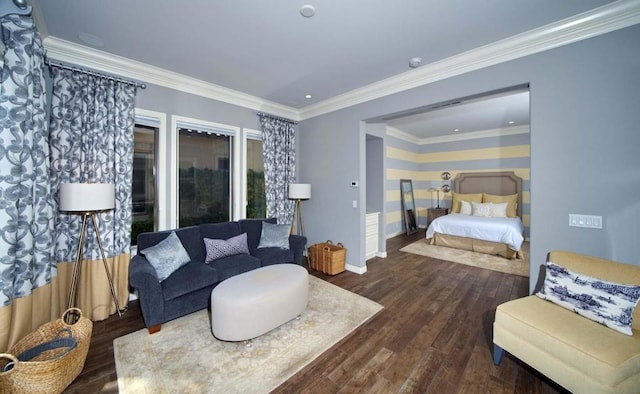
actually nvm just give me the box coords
[508,120,515,125]
[453,128,460,132]
[409,57,422,68]
[304,94,312,99]
[300,5,316,17]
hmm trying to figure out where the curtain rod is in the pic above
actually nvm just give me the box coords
[257,112,298,125]
[46,60,147,89]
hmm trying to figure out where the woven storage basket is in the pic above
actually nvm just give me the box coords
[308,240,346,275]
[0,308,93,394]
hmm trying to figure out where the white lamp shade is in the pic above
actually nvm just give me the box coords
[59,183,115,212]
[288,183,311,200]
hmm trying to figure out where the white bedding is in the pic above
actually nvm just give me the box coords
[426,213,524,251]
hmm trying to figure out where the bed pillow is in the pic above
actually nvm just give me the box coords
[537,261,640,336]
[483,193,518,218]
[471,202,492,217]
[459,200,472,215]
[140,231,191,282]
[204,233,250,263]
[451,192,482,213]
[489,202,508,218]
[258,222,291,249]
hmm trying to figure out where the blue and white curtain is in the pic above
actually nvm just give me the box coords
[0,14,54,351]
[49,67,137,321]
[259,114,296,224]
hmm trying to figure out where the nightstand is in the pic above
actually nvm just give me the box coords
[427,208,448,224]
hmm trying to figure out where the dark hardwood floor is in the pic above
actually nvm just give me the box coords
[65,230,564,393]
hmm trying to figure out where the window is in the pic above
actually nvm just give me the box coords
[246,137,265,218]
[178,128,231,226]
[131,124,158,245]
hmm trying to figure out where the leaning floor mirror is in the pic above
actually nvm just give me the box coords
[400,179,418,235]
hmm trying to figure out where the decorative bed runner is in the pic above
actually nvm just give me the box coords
[113,275,382,393]
[400,240,529,277]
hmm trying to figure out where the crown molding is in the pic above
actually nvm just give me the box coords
[43,36,300,121]
[40,0,639,124]
[387,125,529,145]
[299,0,640,120]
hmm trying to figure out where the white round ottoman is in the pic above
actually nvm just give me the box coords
[211,264,308,341]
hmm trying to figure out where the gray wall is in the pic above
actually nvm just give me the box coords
[298,25,640,289]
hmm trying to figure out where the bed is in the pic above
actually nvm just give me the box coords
[426,171,525,259]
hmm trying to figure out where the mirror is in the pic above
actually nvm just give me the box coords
[400,179,418,235]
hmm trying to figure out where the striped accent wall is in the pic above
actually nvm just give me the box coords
[385,128,530,238]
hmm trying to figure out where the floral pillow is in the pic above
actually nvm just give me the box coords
[537,261,640,335]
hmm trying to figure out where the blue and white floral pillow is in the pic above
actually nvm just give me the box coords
[537,261,640,335]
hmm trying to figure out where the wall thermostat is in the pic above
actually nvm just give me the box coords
[350,181,359,188]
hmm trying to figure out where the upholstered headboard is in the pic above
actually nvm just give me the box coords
[453,171,523,218]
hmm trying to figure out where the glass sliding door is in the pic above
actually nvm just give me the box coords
[178,128,231,226]
[246,137,265,218]
[131,124,158,245]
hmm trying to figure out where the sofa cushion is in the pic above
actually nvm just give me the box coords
[203,233,249,263]
[210,254,261,282]
[139,231,191,282]
[138,226,204,264]
[495,295,640,389]
[252,247,294,266]
[537,261,640,335]
[240,218,277,251]
[258,222,291,249]
[161,261,218,301]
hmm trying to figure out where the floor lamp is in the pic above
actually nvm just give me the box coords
[59,183,124,321]
[288,183,311,237]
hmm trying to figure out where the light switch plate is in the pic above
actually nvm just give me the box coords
[569,214,602,229]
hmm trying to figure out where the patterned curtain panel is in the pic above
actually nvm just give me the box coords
[0,14,55,351]
[259,115,296,224]
[49,67,137,319]
[0,15,54,308]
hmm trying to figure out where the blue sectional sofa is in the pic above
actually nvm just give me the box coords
[129,218,307,333]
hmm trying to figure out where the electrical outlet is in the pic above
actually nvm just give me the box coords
[569,214,602,229]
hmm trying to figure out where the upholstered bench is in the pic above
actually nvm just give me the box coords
[211,263,308,341]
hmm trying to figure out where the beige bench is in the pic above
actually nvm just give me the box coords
[493,250,640,393]
[211,264,308,341]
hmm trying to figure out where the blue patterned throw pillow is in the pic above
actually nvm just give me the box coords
[537,261,640,335]
[204,233,250,263]
[140,231,191,282]
[258,222,291,249]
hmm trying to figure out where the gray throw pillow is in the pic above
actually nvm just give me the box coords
[204,233,250,263]
[140,231,191,282]
[257,222,291,249]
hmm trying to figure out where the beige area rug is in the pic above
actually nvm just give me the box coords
[400,239,530,277]
[113,275,383,393]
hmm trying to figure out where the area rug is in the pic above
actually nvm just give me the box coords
[400,239,529,277]
[113,275,383,393]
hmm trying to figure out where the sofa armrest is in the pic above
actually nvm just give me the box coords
[289,235,307,265]
[129,254,165,328]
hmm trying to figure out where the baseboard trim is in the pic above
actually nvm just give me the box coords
[346,264,367,275]
[376,251,387,258]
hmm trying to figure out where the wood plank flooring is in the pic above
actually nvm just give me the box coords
[65,230,565,393]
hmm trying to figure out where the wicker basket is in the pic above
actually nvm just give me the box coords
[0,308,93,394]
[308,240,346,275]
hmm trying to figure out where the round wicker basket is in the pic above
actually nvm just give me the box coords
[0,308,93,394]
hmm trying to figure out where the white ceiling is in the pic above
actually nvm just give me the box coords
[34,0,614,137]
